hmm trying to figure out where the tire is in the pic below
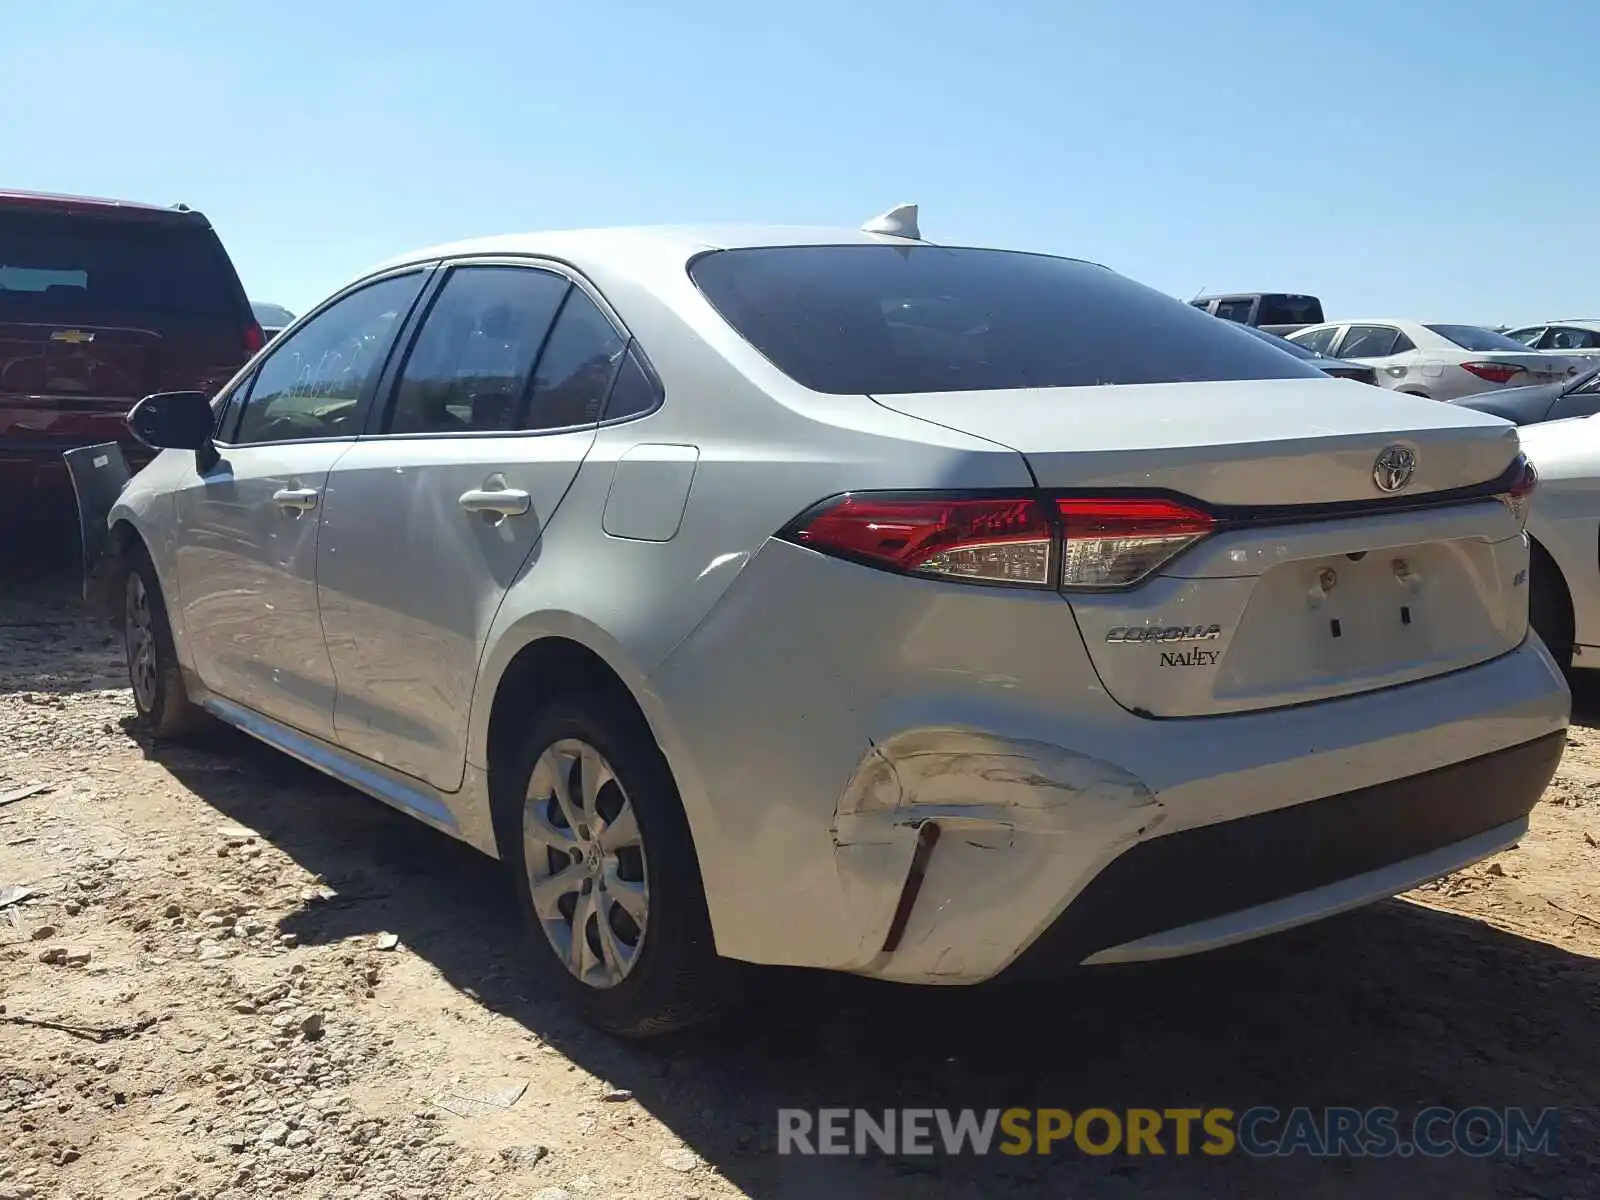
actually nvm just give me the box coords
[502,690,733,1037]
[122,547,210,739]
[1529,542,1574,673]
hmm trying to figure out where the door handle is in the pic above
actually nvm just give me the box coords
[272,487,320,513]
[458,486,531,517]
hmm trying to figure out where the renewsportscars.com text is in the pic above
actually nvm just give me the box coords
[777,1106,1560,1158]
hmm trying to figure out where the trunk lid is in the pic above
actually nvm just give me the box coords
[872,377,1520,505]
[873,378,1531,717]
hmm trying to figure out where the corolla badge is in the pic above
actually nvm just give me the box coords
[1372,444,1417,493]
[49,329,96,344]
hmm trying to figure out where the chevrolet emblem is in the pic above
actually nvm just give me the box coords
[49,329,96,345]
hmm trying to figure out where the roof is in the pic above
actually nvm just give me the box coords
[0,188,202,223]
[373,223,932,274]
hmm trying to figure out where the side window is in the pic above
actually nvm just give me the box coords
[385,266,569,435]
[212,367,257,443]
[1289,326,1339,355]
[1506,327,1545,347]
[1336,325,1402,359]
[1212,299,1254,324]
[234,272,424,445]
[523,288,627,431]
[602,345,663,421]
[1550,327,1600,350]
[1393,330,1416,353]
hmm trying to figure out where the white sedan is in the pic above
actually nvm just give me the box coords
[1504,319,1600,358]
[1287,320,1579,402]
[1519,413,1600,670]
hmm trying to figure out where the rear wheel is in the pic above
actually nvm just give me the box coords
[503,691,732,1036]
[1529,541,1574,673]
[123,550,209,739]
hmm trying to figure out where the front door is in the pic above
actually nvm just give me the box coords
[317,262,628,790]
[171,269,430,738]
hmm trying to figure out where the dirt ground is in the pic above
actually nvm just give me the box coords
[2,527,1598,1200]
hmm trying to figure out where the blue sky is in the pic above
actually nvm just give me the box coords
[3,0,1594,325]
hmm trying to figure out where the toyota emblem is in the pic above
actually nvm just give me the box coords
[1372,444,1417,493]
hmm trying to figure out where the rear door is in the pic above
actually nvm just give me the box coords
[1331,323,1420,390]
[171,269,429,739]
[316,261,635,790]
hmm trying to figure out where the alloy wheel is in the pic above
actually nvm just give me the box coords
[522,738,650,989]
[124,572,159,713]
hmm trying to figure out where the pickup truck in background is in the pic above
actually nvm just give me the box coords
[1190,292,1325,337]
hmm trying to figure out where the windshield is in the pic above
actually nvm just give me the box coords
[690,245,1323,395]
[1425,324,1538,353]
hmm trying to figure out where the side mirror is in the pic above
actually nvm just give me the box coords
[128,391,214,451]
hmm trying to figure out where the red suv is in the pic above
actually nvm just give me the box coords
[0,190,261,500]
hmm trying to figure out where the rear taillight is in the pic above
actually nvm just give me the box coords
[783,494,1055,585]
[1497,453,1537,528]
[1057,497,1215,588]
[1461,362,1523,385]
[243,323,265,355]
[780,493,1216,590]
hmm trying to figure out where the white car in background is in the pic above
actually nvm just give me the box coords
[1287,320,1579,402]
[1504,320,1600,358]
[1517,413,1600,671]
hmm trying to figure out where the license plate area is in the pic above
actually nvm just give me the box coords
[1212,538,1518,704]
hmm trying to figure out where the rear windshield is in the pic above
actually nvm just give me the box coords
[1424,324,1534,353]
[1257,295,1323,325]
[689,245,1325,395]
[0,210,244,322]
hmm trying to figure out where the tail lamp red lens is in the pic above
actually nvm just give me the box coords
[243,323,266,355]
[785,495,1056,585]
[782,493,1216,590]
[1497,453,1537,527]
[1461,361,1523,385]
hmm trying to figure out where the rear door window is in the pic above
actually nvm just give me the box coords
[523,289,627,430]
[1335,325,1403,359]
[689,246,1321,395]
[1548,326,1600,351]
[1212,298,1255,323]
[384,265,570,435]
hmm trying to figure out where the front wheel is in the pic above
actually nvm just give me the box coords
[123,550,209,739]
[504,691,734,1036]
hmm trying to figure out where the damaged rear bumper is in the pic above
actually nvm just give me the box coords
[998,729,1563,978]
[828,645,1567,985]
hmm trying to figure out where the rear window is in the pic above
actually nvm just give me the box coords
[1257,295,1323,325]
[689,246,1323,395]
[1424,324,1534,353]
[0,210,244,321]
